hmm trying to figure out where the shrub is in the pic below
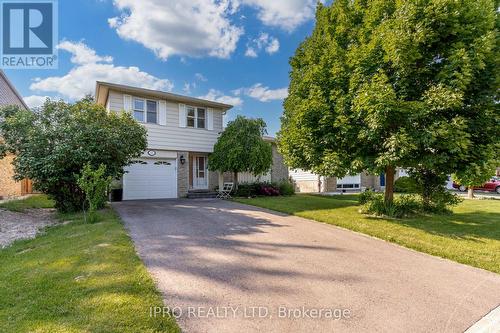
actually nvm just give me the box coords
[277,180,295,196]
[358,189,378,204]
[422,188,462,214]
[361,193,421,218]
[234,183,260,197]
[395,194,422,216]
[394,176,419,193]
[233,181,294,197]
[258,184,280,196]
[77,164,112,223]
[0,98,147,212]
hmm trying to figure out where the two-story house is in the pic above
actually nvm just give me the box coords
[96,81,235,200]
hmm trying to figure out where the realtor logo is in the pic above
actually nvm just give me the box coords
[0,0,57,68]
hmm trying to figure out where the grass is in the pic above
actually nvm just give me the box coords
[234,194,500,274]
[0,196,180,333]
[0,195,55,212]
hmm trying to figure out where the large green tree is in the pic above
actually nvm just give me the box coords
[279,0,499,204]
[208,116,272,189]
[0,97,147,212]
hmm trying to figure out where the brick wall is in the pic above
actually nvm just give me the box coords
[208,170,218,191]
[325,177,337,192]
[177,152,189,197]
[0,155,21,198]
[270,144,289,182]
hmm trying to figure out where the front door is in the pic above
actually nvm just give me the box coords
[193,155,208,189]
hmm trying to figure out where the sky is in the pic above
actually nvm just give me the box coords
[4,0,322,136]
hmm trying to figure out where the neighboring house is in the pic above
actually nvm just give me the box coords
[290,169,412,193]
[290,170,383,193]
[96,82,288,200]
[0,70,33,199]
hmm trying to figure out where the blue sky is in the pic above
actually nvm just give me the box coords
[4,0,321,135]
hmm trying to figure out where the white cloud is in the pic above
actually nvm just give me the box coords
[245,47,258,58]
[58,40,113,64]
[265,38,280,54]
[235,83,288,102]
[108,0,243,60]
[183,82,196,94]
[195,73,208,82]
[30,41,173,100]
[238,0,319,31]
[245,32,279,57]
[23,95,51,109]
[199,89,243,106]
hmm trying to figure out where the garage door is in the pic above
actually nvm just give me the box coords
[123,159,177,200]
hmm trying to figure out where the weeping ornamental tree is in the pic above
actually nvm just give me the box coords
[209,116,272,189]
[278,0,499,204]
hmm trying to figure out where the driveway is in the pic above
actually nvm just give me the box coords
[113,199,500,333]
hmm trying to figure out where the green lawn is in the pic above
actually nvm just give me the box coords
[0,195,55,212]
[234,195,500,274]
[0,196,179,333]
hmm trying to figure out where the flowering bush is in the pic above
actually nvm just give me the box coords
[258,184,280,196]
[233,181,294,197]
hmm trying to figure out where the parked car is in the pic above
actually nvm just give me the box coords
[453,177,500,194]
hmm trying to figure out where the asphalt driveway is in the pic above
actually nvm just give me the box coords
[113,199,500,333]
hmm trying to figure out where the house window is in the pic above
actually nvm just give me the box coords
[133,98,157,124]
[133,98,145,122]
[186,106,206,129]
[197,108,205,128]
[336,183,360,189]
[147,100,157,123]
[187,106,196,127]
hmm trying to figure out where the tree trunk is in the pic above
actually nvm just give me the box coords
[233,171,239,190]
[467,187,474,199]
[384,165,395,204]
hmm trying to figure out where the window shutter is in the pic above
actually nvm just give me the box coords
[207,108,214,131]
[158,100,167,126]
[123,94,132,112]
[179,104,187,127]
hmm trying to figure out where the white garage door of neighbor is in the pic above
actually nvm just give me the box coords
[123,159,177,200]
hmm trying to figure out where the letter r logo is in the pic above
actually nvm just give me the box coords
[2,1,53,54]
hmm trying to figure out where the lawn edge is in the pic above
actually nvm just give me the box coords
[231,198,500,277]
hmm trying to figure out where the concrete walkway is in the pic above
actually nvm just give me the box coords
[113,199,500,333]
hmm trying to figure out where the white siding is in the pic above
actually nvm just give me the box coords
[337,174,361,185]
[289,169,319,181]
[238,171,272,183]
[108,90,224,153]
[398,169,409,177]
[109,90,124,112]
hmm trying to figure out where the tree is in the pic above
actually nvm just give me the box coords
[278,0,499,205]
[208,116,272,189]
[0,97,147,212]
[77,163,112,223]
[453,157,499,199]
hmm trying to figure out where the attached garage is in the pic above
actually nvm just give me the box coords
[123,158,177,200]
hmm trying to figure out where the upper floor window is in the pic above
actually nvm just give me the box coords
[186,106,206,129]
[147,100,157,123]
[133,98,157,124]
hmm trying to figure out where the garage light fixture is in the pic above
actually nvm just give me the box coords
[180,155,186,165]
